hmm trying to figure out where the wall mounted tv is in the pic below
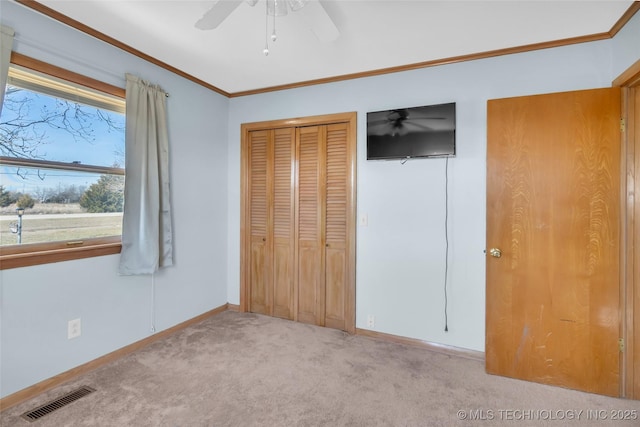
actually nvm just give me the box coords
[367,102,456,160]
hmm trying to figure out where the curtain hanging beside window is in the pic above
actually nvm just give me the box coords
[119,73,173,275]
[0,25,15,116]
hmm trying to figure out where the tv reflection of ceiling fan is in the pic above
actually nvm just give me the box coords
[368,109,447,137]
[195,0,339,43]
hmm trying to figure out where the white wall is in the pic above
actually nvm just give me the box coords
[0,2,229,398]
[227,39,620,352]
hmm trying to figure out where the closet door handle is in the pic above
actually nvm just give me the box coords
[262,238,266,242]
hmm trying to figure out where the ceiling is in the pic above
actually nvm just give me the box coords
[24,1,637,95]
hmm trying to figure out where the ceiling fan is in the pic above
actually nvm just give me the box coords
[195,0,339,54]
[368,109,447,136]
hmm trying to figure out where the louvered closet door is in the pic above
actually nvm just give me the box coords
[243,114,355,332]
[272,128,295,319]
[248,130,270,315]
[324,123,349,330]
[248,128,295,319]
[296,123,350,328]
[296,126,325,325]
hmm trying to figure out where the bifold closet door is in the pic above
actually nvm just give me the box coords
[324,123,349,330]
[296,123,349,329]
[272,128,295,319]
[248,130,270,315]
[247,128,295,319]
[296,126,324,325]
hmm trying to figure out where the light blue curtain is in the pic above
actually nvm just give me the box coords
[0,25,15,117]
[119,73,173,275]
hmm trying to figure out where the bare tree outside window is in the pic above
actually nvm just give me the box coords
[0,70,125,247]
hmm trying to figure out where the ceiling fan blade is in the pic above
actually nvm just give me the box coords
[368,119,394,126]
[409,116,447,120]
[298,0,339,42]
[404,122,435,132]
[195,0,243,30]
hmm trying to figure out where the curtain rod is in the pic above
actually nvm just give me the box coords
[14,33,170,98]
[13,32,123,81]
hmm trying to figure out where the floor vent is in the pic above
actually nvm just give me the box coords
[21,386,96,422]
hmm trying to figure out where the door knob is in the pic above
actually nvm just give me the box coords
[489,248,502,258]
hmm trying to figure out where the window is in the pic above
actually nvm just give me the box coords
[0,55,126,269]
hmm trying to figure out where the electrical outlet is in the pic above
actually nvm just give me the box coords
[68,318,81,339]
[367,314,375,328]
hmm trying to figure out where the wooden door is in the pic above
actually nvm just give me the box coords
[248,130,270,315]
[295,123,350,329]
[241,112,357,333]
[296,125,325,325]
[622,75,640,399]
[634,84,640,398]
[247,128,295,319]
[486,87,621,396]
[272,128,296,319]
[324,123,349,330]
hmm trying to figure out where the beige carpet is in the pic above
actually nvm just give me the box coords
[2,311,640,426]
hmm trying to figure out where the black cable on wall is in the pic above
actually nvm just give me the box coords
[444,156,450,332]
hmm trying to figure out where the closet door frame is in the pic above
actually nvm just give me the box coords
[240,112,357,333]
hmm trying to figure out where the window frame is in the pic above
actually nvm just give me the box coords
[0,53,126,270]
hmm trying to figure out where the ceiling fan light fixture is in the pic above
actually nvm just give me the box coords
[264,0,271,55]
[267,0,288,17]
[287,0,309,12]
[196,0,334,56]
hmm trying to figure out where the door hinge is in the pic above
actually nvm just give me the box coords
[619,338,625,352]
[621,118,626,133]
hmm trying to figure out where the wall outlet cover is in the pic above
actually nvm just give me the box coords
[68,318,81,339]
[367,314,375,328]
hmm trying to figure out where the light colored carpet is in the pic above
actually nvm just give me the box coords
[2,311,640,426]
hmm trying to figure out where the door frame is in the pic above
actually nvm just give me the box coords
[239,112,357,334]
[614,58,640,399]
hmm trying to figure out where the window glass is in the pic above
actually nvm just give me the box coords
[0,66,125,247]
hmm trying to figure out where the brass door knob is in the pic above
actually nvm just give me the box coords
[489,248,502,258]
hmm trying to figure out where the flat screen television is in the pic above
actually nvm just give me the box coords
[367,102,456,160]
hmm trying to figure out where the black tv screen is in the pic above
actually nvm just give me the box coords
[367,102,456,160]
